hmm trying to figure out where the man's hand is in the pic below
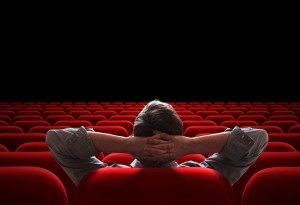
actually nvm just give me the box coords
[127,133,175,162]
[143,132,192,162]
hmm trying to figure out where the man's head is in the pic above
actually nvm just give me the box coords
[133,100,183,166]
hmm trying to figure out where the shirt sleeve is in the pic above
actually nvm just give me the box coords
[204,126,268,185]
[46,126,106,185]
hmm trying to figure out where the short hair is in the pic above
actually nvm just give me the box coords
[133,100,183,137]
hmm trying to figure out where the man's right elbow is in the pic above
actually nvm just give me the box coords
[46,130,58,147]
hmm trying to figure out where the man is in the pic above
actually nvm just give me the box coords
[46,100,268,186]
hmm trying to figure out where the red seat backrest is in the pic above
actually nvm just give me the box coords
[0,166,68,205]
[77,168,235,205]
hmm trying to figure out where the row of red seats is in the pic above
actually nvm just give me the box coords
[1,152,300,205]
[2,166,298,205]
[1,120,300,134]
[1,108,299,115]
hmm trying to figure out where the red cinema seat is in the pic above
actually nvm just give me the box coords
[265,142,297,152]
[46,115,75,125]
[196,111,219,119]
[43,111,66,118]
[0,133,45,151]
[78,115,107,125]
[0,111,15,118]
[176,111,194,115]
[221,120,258,128]
[183,120,217,130]
[237,115,267,125]
[0,144,9,152]
[16,142,49,152]
[263,120,298,133]
[13,120,50,132]
[272,110,295,115]
[0,167,68,205]
[179,115,203,121]
[269,115,299,121]
[0,152,76,205]
[18,110,41,116]
[222,111,245,119]
[184,126,226,137]
[233,152,300,205]
[102,153,134,165]
[94,111,117,119]
[77,168,235,205]
[176,154,206,164]
[109,115,136,123]
[288,124,300,133]
[55,120,92,127]
[119,111,140,116]
[0,120,9,126]
[251,126,284,134]
[13,115,43,122]
[96,120,133,135]
[0,115,11,124]
[0,126,24,133]
[246,111,270,118]
[29,125,69,134]
[206,115,235,125]
[242,167,300,205]
[68,111,91,119]
[269,133,300,151]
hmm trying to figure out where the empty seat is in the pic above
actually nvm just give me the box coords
[221,120,258,128]
[183,120,217,130]
[55,120,92,127]
[237,115,267,125]
[196,111,219,119]
[233,152,300,205]
[265,142,297,152]
[288,124,300,133]
[16,142,49,152]
[77,168,235,205]
[13,115,43,122]
[102,153,134,165]
[0,126,24,133]
[94,111,117,119]
[0,115,11,124]
[0,111,15,118]
[179,115,203,121]
[206,115,235,125]
[269,133,300,151]
[272,110,295,115]
[109,115,136,123]
[0,133,45,151]
[68,111,92,119]
[0,166,68,205]
[0,144,9,152]
[46,115,75,125]
[96,120,133,134]
[176,154,206,164]
[222,111,245,119]
[184,126,226,137]
[43,111,66,118]
[251,125,284,134]
[0,120,9,126]
[242,167,300,205]
[13,120,50,132]
[78,115,107,125]
[262,120,298,133]
[29,125,69,134]
[119,111,140,116]
[246,111,270,118]
[0,152,77,205]
[18,110,41,116]
[269,115,299,121]
[176,111,194,115]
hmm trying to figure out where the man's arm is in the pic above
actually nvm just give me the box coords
[46,126,174,185]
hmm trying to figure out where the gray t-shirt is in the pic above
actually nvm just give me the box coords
[46,126,268,186]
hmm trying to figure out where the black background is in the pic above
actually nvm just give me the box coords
[1,15,299,103]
